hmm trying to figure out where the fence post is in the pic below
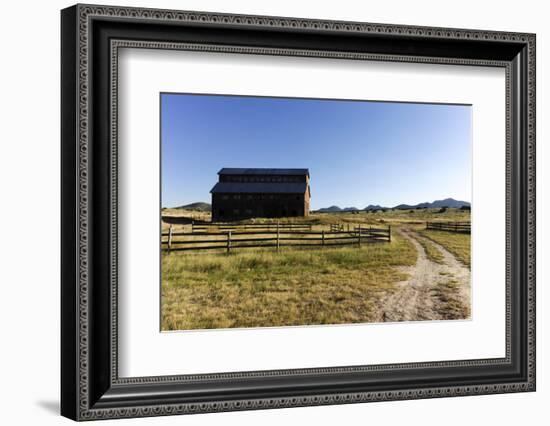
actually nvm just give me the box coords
[168,225,173,250]
[227,231,231,253]
[191,220,194,233]
[276,221,280,252]
[388,225,391,242]
[322,230,325,247]
[358,225,362,247]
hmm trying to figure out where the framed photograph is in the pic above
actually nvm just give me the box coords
[61,4,536,421]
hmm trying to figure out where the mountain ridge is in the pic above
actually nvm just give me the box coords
[317,198,470,212]
[172,202,211,212]
[169,198,470,214]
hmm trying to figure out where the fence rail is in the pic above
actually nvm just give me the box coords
[162,224,391,252]
[426,221,471,233]
[330,223,357,233]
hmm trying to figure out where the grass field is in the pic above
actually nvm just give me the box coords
[432,278,470,320]
[161,208,470,330]
[162,231,416,330]
[418,228,471,267]
[414,236,445,265]
[161,207,471,232]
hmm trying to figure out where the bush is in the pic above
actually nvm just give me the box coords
[438,207,448,213]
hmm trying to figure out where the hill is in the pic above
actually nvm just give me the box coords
[174,202,211,212]
[364,204,387,211]
[317,205,342,213]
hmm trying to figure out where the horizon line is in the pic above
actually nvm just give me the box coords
[162,196,472,209]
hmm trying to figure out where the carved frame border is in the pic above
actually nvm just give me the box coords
[62,3,535,421]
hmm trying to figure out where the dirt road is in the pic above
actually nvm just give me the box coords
[376,228,471,322]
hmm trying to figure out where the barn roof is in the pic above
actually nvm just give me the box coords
[210,182,308,194]
[218,168,309,176]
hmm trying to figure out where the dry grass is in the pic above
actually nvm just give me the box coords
[431,279,470,320]
[161,231,417,330]
[160,209,471,330]
[352,208,471,224]
[415,236,445,264]
[161,208,470,232]
[162,208,212,225]
[418,229,471,268]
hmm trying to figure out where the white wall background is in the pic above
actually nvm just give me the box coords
[0,0,546,424]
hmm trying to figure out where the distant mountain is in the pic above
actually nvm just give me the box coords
[364,204,386,211]
[174,202,211,212]
[428,198,470,208]
[393,198,470,210]
[317,198,470,213]
[317,205,342,213]
[393,204,417,210]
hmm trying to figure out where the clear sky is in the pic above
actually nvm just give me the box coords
[161,93,471,210]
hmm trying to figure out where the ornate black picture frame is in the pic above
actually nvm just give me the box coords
[61,4,536,421]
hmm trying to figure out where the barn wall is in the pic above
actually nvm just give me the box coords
[212,193,307,221]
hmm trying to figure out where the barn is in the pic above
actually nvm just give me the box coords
[210,168,310,222]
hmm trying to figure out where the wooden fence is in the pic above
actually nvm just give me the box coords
[330,223,344,232]
[426,221,471,233]
[330,223,356,233]
[354,225,392,243]
[162,224,391,252]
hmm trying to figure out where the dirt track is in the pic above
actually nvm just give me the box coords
[376,228,471,322]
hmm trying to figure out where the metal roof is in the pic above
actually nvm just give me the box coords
[218,168,309,176]
[210,182,308,194]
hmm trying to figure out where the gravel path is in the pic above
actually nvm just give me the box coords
[376,228,471,322]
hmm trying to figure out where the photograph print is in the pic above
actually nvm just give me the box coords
[160,93,472,331]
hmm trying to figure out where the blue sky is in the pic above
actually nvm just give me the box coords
[161,93,471,210]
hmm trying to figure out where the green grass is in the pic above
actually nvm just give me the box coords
[161,231,417,330]
[418,229,471,268]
